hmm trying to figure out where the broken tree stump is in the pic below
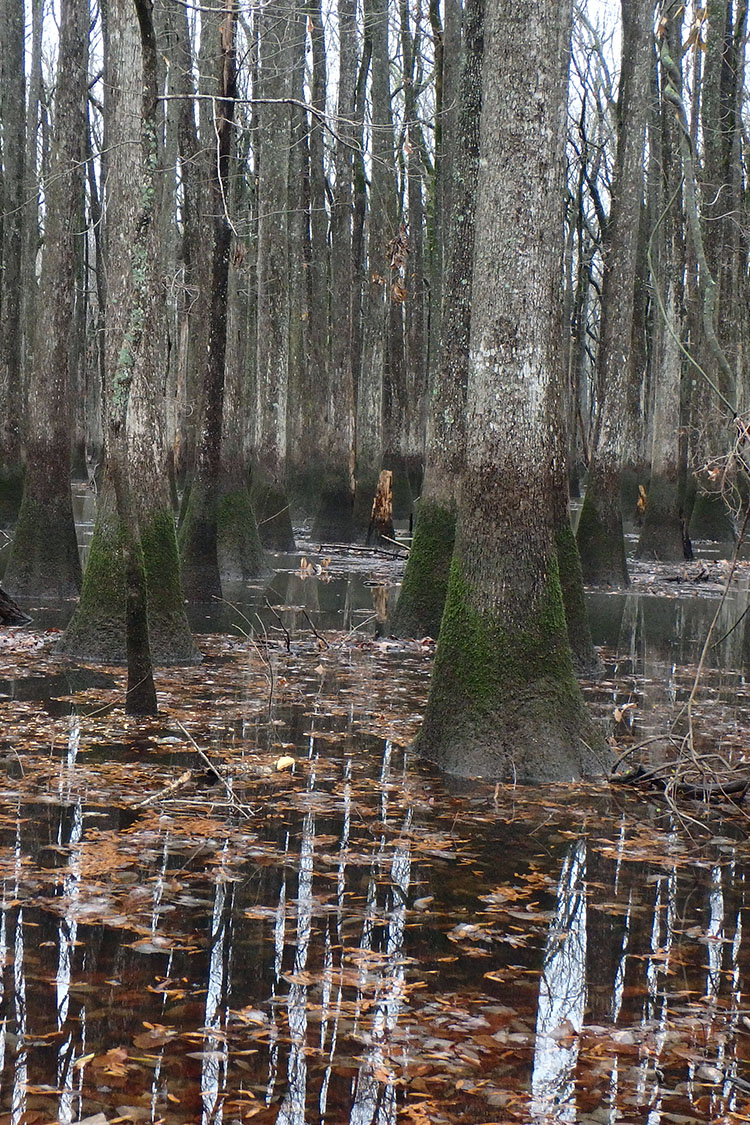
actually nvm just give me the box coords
[367,469,396,547]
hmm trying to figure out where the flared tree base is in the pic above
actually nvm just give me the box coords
[555,521,603,678]
[60,497,199,665]
[636,472,687,561]
[5,493,82,600]
[0,469,24,529]
[414,558,610,781]
[577,469,630,587]
[218,485,266,581]
[312,481,355,544]
[390,500,455,638]
[689,490,735,543]
[250,473,296,552]
[179,480,223,602]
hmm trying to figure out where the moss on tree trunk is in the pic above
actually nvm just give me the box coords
[390,499,455,638]
[5,488,81,599]
[217,483,265,580]
[59,482,199,665]
[416,557,607,780]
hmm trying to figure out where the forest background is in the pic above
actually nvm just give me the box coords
[0,0,746,779]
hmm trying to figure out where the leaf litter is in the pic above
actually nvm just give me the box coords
[1,564,750,1121]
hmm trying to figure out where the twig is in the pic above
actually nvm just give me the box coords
[302,609,330,649]
[264,598,291,652]
[257,503,291,527]
[133,769,193,808]
[176,722,254,818]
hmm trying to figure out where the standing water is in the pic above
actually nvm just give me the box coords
[0,530,749,1123]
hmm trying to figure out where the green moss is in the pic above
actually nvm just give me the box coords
[390,500,455,638]
[5,493,81,599]
[432,554,574,707]
[59,499,199,665]
[57,501,128,662]
[415,552,607,781]
[141,506,200,664]
[217,486,265,578]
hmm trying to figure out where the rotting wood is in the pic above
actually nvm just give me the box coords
[367,469,396,546]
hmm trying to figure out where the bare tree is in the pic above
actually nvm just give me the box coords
[417,0,606,781]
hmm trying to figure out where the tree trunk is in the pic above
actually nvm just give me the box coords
[311,0,357,542]
[179,0,262,596]
[355,0,403,531]
[391,0,483,639]
[59,0,197,689]
[0,0,27,520]
[416,0,607,782]
[3,0,87,600]
[250,0,296,551]
[638,9,688,562]
[576,0,654,587]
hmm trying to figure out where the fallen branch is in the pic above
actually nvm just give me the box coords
[133,769,193,808]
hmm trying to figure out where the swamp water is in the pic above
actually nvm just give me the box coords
[0,539,750,1122]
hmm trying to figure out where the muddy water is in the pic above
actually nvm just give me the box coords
[0,543,750,1121]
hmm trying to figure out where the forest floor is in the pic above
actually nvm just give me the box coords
[0,541,750,1123]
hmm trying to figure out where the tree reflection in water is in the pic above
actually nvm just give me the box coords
[531,838,587,1120]
[2,623,750,1121]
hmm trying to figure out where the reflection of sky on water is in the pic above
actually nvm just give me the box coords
[531,839,587,1121]
[3,608,750,1123]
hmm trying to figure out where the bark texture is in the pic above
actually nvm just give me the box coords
[4,0,86,600]
[576,0,653,586]
[416,0,607,782]
[391,0,483,638]
[251,1,296,551]
[0,0,27,518]
[59,0,197,684]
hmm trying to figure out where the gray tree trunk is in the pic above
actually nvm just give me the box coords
[311,0,357,542]
[576,0,654,587]
[637,9,688,562]
[250,0,296,551]
[391,0,483,639]
[60,0,197,687]
[416,0,606,782]
[0,0,27,518]
[4,0,87,600]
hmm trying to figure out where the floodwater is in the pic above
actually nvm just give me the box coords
[1,528,750,1122]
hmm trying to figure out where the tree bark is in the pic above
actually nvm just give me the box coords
[576,0,654,587]
[179,0,263,597]
[4,0,87,600]
[310,0,357,542]
[391,0,483,639]
[637,9,688,562]
[59,0,198,689]
[250,0,296,551]
[0,0,27,519]
[416,0,607,782]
